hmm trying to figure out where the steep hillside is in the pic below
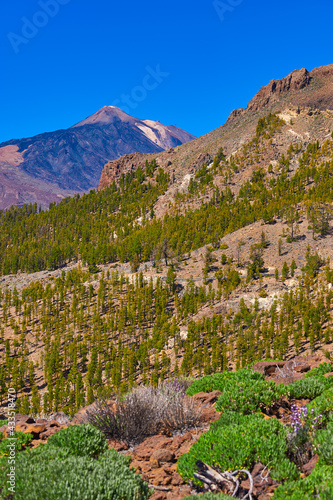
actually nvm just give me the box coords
[0,107,195,210]
[0,64,333,419]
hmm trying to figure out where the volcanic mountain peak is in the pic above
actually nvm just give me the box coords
[72,106,136,127]
[0,107,195,210]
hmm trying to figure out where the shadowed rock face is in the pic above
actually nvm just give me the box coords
[0,107,195,210]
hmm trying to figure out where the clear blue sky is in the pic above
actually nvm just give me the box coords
[0,0,332,143]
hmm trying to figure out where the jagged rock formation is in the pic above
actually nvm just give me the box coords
[230,64,333,118]
[98,64,333,196]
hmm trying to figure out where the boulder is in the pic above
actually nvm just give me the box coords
[151,449,175,465]
[24,423,47,437]
[133,436,173,460]
[252,361,286,376]
[108,439,129,452]
[193,390,222,405]
[71,403,96,424]
[294,364,311,373]
[15,414,35,424]
[200,406,220,423]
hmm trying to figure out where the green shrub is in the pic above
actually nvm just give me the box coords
[0,431,33,456]
[186,368,264,396]
[0,445,151,500]
[307,387,333,424]
[177,412,298,484]
[273,463,333,499]
[289,377,327,400]
[305,362,332,378]
[47,424,108,457]
[215,379,286,414]
[315,424,333,465]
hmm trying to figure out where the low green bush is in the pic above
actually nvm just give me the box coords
[47,424,108,457]
[215,378,286,414]
[307,387,333,424]
[315,423,333,465]
[177,412,298,484]
[0,445,151,500]
[186,368,264,396]
[273,463,333,499]
[0,430,33,456]
[305,362,332,378]
[288,377,327,400]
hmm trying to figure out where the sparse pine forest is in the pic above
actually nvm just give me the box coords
[1,115,333,416]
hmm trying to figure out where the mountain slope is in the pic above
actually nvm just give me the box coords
[0,107,195,210]
[1,63,333,421]
[99,64,333,192]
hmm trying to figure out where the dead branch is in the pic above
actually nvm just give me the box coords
[149,485,171,491]
[195,461,253,500]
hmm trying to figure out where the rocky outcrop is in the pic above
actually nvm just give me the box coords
[0,414,68,443]
[98,152,153,190]
[98,148,213,192]
[247,68,312,112]
[228,63,333,122]
[252,355,327,385]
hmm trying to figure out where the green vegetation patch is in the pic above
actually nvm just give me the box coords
[0,446,151,500]
[273,463,333,499]
[0,428,150,500]
[186,368,264,396]
[177,411,299,484]
[47,424,108,457]
[187,368,286,415]
[0,431,33,456]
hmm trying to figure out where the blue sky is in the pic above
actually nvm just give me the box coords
[0,0,332,143]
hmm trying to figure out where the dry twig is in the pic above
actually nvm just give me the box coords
[194,461,254,500]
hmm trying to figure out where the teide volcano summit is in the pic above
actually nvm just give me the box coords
[0,106,195,210]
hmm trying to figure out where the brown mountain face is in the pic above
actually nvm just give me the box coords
[0,107,195,210]
[99,64,333,197]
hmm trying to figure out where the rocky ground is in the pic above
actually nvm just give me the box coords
[0,354,329,499]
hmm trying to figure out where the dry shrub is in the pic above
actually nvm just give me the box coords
[86,384,202,445]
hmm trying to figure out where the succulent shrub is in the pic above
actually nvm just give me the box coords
[0,431,33,456]
[186,368,264,396]
[273,463,333,499]
[177,411,298,484]
[304,362,332,378]
[47,424,108,457]
[288,377,327,400]
[214,378,286,414]
[0,445,151,500]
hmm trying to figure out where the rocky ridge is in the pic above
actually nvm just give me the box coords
[98,64,333,199]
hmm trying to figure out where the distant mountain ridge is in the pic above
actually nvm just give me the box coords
[0,107,195,210]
